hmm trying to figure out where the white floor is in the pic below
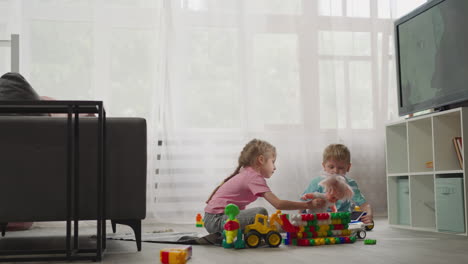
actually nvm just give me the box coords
[1,217,468,264]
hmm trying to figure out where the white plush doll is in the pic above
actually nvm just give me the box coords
[301,174,354,214]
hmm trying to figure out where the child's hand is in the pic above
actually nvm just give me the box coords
[306,197,326,210]
[361,213,373,224]
[301,193,315,200]
[359,203,373,224]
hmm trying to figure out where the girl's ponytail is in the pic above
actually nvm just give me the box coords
[205,164,242,203]
[205,139,276,204]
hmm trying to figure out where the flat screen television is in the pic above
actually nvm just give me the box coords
[395,0,468,116]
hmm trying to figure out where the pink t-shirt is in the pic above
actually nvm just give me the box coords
[204,166,271,214]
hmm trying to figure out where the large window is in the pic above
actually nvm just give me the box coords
[23,0,160,120]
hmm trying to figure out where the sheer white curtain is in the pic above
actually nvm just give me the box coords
[152,0,428,223]
[0,0,427,224]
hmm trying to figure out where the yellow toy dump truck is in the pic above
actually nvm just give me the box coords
[243,211,283,248]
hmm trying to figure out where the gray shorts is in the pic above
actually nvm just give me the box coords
[203,207,268,234]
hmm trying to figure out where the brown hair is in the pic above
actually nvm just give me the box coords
[206,139,276,203]
[323,144,350,163]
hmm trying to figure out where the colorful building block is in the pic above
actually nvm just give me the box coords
[160,246,192,264]
[281,212,357,247]
[196,213,204,227]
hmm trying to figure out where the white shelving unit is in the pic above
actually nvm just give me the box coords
[386,107,468,235]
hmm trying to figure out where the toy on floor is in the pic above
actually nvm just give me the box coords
[348,219,367,239]
[222,204,245,249]
[364,239,377,245]
[160,245,192,264]
[243,210,282,248]
[347,206,375,239]
[281,212,357,246]
[222,204,282,248]
[195,213,204,227]
[222,204,357,248]
[351,206,375,231]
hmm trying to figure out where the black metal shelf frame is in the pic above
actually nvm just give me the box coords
[0,100,106,262]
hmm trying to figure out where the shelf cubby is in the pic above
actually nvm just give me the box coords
[433,111,462,171]
[387,176,410,226]
[410,174,435,230]
[387,176,399,225]
[435,174,465,233]
[386,123,408,174]
[408,117,433,173]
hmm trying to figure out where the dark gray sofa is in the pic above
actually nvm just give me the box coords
[0,116,147,251]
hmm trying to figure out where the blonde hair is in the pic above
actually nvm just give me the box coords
[206,139,276,203]
[323,144,350,163]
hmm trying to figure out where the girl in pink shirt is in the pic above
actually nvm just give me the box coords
[204,139,324,235]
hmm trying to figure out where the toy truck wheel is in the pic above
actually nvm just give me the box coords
[357,230,366,239]
[245,230,262,248]
[365,220,375,231]
[265,231,282,247]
